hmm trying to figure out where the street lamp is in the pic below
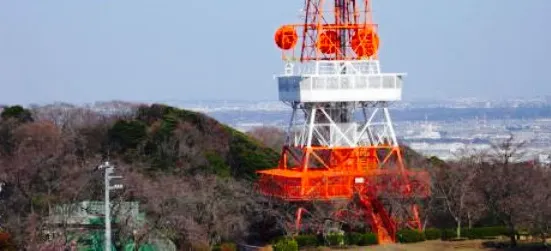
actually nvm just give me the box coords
[97,161,123,251]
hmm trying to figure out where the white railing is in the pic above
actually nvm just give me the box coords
[278,74,403,92]
[278,60,404,102]
[284,60,385,76]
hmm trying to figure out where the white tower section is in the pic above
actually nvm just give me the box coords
[278,59,404,149]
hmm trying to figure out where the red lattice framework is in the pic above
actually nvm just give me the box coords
[274,0,380,62]
[258,0,431,244]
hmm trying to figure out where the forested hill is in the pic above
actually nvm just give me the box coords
[0,102,284,249]
[0,103,280,179]
[107,104,279,178]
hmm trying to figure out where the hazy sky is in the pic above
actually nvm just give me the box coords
[0,0,550,104]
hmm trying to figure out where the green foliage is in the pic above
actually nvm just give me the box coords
[227,130,280,179]
[135,105,278,176]
[108,104,279,177]
[437,227,508,241]
[136,104,177,125]
[285,233,378,248]
[88,217,104,226]
[346,233,362,246]
[346,232,378,246]
[176,109,205,130]
[441,228,457,240]
[154,113,178,140]
[273,238,298,251]
[295,234,318,247]
[428,156,447,167]
[204,152,231,177]
[0,105,33,123]
[463,226,508,240]
[108,120,147,151]
[397,229,426,243]
[424,228,442,240]
[325,233,345,247]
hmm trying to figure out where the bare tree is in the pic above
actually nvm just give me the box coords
[120,167,256,249]
[524,166,551,245]
[0,115,103,249]
[474,135,533,247]
[429,152,483,238]
[184,175,253,246]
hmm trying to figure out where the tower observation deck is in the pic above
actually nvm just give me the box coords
[257,0,429,244]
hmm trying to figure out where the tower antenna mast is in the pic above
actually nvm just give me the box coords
[259,0,430,243]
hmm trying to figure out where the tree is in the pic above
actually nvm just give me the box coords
[32,102,107,131]
[120,167,256,250]
[525,166,551,245]
[0,106,34,156]
[0,119,101,249]
[474,135,533,247]
[0,119,19,156]
[430,153,483,238]
[0,105,33,123]
[2,102,479,249]
[108,120,148,153]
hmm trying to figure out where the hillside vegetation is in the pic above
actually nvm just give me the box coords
[0,102,550,251]
[0,103,281,250]
[106,103,279,178]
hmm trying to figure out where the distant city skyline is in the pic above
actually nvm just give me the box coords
[13,94,551,106]
[5,94,551,108]
[1,0,550,104]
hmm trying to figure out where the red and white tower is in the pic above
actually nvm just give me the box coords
[257,0,429,244]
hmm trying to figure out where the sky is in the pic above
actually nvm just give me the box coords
[0,0,550,105]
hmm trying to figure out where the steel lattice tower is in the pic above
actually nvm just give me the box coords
[257,0,429,243]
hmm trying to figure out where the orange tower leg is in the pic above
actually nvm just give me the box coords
[258,0,430,244]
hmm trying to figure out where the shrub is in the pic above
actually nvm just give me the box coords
[0,105,33,123]
[360,233,378,246]
[441,228,457,240]
[346,233,362,245]
[440,226,509,240]
[295,235,318,247]
[463,226,508,240]
[273,238,298,251]
[346,233,378,246]
[108,120,147,151]
[397,229,426,243]
[424,228,442,240]
[325,233,345,247]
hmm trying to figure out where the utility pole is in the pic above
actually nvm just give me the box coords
[98,161,123,251]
